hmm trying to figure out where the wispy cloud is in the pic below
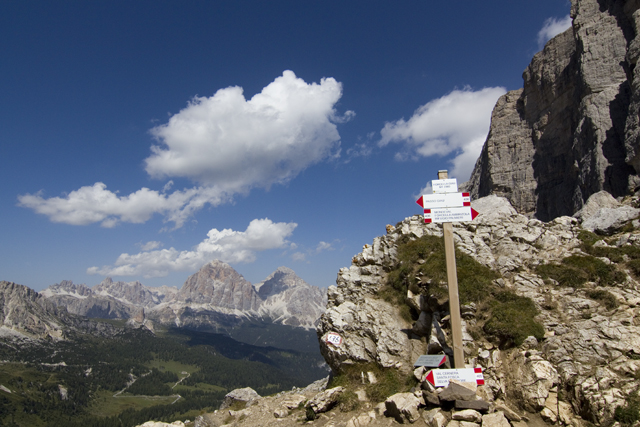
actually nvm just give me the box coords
[87,218,297,278]
[139,241,163,251]
[378,87,506,181]
[19,71,350,228]
[290,239,336,263]
[537,15,572,50]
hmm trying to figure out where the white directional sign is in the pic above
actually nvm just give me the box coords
[424,368,484,387]
[432,178,458,194]
[416,192,470,209]
[423,206,479,224]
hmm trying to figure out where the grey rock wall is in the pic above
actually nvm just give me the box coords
[466,0,639,220]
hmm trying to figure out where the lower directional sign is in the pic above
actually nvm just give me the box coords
[413,354,448,368]
[424,368,484,387]
[423,206,479,224]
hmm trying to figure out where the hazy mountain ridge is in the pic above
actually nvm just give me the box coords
[42,261,326,331]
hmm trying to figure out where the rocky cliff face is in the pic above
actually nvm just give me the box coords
[43,262,326,331]
[317,194,640,425]
[175,260,259,310]
[0,281,67,339]
[465,0,640,220]
[256,267,328,328]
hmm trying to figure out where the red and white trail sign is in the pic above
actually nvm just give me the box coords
[325,332,343,346]
[416,192,470,209]
[423,206,479,224]
[424,368,484,387]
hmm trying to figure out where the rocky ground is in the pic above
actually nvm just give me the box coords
[136,191,640,427]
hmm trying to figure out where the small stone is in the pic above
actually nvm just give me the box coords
[481,411,510,427]
[422,389,440,406]
[367,371,378,384]
[454,399,490,412]
[493,402,522,421]
[282,394,306,409]
[306,386,344,414]
[452,409,482,423]
[423,408,448,427]
[385,392,421,423]
[273,407,288,418]
[439,380,478,402]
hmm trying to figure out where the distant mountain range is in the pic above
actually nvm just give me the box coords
[40,260,327,332]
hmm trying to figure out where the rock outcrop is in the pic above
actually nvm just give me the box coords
[465,0,640,220]
[0,281,67,339]
[317,194,640,425]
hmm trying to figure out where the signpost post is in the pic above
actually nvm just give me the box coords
[415,170,478,369]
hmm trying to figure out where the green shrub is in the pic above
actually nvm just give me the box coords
[585,289,619,310]
[483,291,544,347]
[627,259,640,276]
[385,234,498,306]
[305,405,316,421]
[328,362,411,406]
[384,234,543,349]
[536,255,624,287]
[615,391,640,425]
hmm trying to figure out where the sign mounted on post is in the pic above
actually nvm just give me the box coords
[413,354,449,368]
[431,178,458,194]
[424,368,484,388]
[416,192,470,209]
[423,206,479,224]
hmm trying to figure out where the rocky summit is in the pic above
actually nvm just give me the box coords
[314,193,640,426]
[464,0,640,221]
[164,192,640,427]
[42,261,326,331]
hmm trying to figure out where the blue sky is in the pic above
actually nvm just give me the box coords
[1,1,571,291]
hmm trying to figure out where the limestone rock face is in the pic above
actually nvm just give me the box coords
[256,267,327,328]
[317,194,640,425]
[175,260,259,310]
[0,281,66,339]
[465,0,640,220]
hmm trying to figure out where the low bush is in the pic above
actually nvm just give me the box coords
[483,291,545,347]
[328,362,414,408]
[535,255,624,288]
[585,289,619,310]
[615,391,640,425]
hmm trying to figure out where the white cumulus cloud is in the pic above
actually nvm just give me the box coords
[87,218,297,278]
[378,87,506,181]
[537,15,572,50]
[146,70,346,189]
[19,71,348,228]
[18,183,228,228]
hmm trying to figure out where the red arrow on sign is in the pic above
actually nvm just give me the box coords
[416,193,470,208]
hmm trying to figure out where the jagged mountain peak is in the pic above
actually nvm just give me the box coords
[40,280,92,298]
[255,266,308,298]
[0,281,66,339]
[174,260,259,311]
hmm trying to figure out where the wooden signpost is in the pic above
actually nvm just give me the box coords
[416,170,478,369]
